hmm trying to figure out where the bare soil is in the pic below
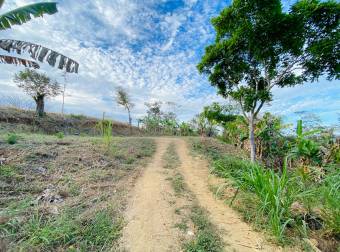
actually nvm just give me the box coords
[121,138,283,252]
[121,138,183,252]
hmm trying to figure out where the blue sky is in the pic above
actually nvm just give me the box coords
[0,0,339,127]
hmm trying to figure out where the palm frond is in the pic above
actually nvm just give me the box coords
[0,54,39,69]
[0,39,79,73]
[0,2,57,30]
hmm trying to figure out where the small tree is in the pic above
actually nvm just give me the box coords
[14,69,61,117]
[115,87,134,126]
[198,0,339,162]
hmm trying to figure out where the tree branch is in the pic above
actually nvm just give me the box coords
[254,100,265,117]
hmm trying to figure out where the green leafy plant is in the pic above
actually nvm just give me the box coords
[197,0,339,162]
[56,132,64,139]
[6,133,17,144]
[212,156,296,242]
[0,1,79,73]
[96,120,113,147]
[288,120,321,165]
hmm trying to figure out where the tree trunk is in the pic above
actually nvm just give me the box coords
[35,95,45,117]
[249,114,256,162]
[127,109,132,135]
[128,110,132,126]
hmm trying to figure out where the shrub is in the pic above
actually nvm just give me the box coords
[6,133,18,144]
[212,156,296,242]
[56,132,64,139]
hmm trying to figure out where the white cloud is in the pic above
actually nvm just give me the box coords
[0,0,339,126]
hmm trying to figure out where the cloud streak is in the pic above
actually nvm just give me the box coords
[0,0,338,126]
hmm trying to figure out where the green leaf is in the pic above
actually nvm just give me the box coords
[296,120,303,137]
[0,2,57,30]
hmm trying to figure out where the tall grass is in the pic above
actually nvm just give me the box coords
[212,156,296,242]
[319,167,340,235]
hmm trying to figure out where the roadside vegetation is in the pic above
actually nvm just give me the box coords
[190,137,339,251]
[162,142,224,252]
[0,132,155,251]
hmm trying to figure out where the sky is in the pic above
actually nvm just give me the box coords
[0,0,339,127]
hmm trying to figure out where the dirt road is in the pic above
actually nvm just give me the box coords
[120,138,281,252]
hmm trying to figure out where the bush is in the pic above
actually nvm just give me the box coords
[6,133,18,144]
[56,132,64,139]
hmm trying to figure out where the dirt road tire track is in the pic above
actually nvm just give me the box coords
[121,138,282,252]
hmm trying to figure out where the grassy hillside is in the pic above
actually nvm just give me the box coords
[0,107,141,136]
[0,132,156,251]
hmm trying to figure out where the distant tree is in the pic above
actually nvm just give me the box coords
[191,113,217,137]
[203,102,239,126]
[198,0,339,162]
[14,69,61,117]
[115,87,134,126]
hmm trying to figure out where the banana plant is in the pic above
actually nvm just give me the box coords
[0,1,78,73]
[288,120,321,164]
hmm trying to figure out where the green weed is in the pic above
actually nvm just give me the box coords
[171,173,186,195]
[162,143,181,169]
[82,210,123,248]
[6,133,18,144]
[185,206,223,252]
[56,132,64,139]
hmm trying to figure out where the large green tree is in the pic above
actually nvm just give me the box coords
[0,1,78,73]
[198,0,339,162]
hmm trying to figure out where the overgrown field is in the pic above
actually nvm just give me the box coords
[190,138,339,252]
[0,132,155,251]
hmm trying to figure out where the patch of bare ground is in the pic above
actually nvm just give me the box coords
[120,138,185,252]
[175,138,285,252]
[0,135,155,251]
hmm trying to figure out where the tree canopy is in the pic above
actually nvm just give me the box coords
[198,0,339,161]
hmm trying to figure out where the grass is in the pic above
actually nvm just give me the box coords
[0,132,156,251]
[162,142,181,169]
[55,132,64,139]
[170,173,186,195]
[185,206,224,252]
[1,208,122,251]
[161,141,224,251]
[189,137,340,249]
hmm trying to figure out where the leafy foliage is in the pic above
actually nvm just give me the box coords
[0,2,57,30]
[14,69,61,98]
[0,2,79,73]
[198,0,339,161]
[6,133,18,144]
[14,69,61,116]
[288,120,321,165]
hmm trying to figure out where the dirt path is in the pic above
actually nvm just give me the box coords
[121,138,281,252]
[175,138,281,252]
[120,138,182,252]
